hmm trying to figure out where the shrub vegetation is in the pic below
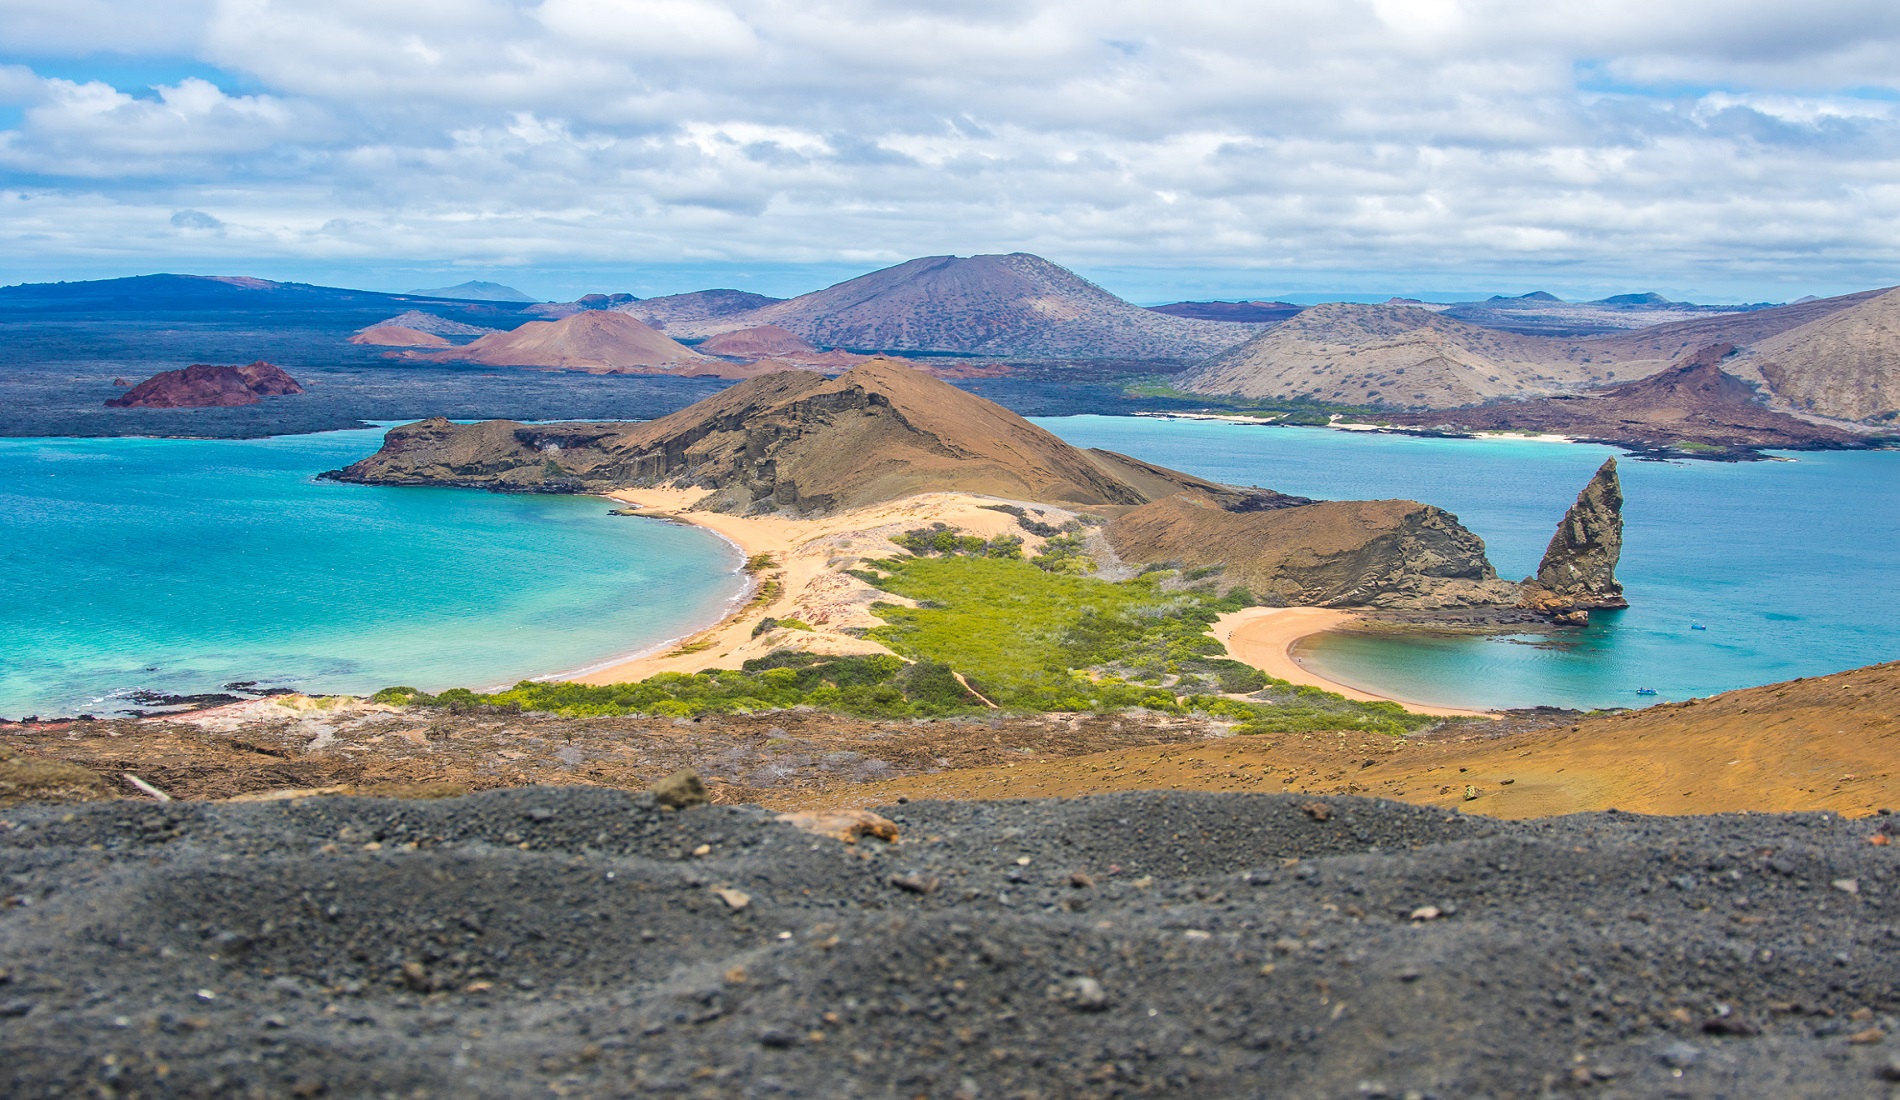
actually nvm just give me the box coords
[377,529,1444,735]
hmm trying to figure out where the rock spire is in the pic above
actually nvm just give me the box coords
[1519,458,1627,621]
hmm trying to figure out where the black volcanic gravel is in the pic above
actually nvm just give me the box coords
[2,788,1897,1098]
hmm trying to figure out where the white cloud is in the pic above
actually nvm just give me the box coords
[2,0,1900,293]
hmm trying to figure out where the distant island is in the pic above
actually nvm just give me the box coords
[105,362,303,409]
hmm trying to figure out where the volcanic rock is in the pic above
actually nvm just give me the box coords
[1105,492,1520,610]
[105,362,303,408]
[1518,458,1627,616]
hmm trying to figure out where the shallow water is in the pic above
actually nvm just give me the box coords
[0,429,745,718]
[1035,416,1900,710]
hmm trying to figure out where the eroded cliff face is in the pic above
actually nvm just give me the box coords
[1518,458,1627,618]
[1105,494,1520,610]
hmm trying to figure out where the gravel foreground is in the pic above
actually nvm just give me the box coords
[2,789,1896,1099]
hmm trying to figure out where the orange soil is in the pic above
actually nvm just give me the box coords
[786,661,1900,819]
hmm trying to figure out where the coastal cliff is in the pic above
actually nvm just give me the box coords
[1518,457,1627,619]
[1105,494,1519,610]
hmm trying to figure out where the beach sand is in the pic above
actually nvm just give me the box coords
[567,493,1489,721]
[568,490,1071,684]
[1211,606,1493,718]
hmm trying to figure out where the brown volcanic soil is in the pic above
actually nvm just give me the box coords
[424,311,713,371]
[812,660,1900,819]
[1105,493,1518,610]
[11,660,1894,821]
[105,361,303,408]
[1372,348,1871,456]
[617,288,781,330]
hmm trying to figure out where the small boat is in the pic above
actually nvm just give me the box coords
[1635,687,1658,696]
[1690,623,1707,631]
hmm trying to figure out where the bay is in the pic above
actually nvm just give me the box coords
[1035,416,1900,711]
[0,429,745,718]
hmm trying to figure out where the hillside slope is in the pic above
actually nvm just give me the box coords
[422,311,713,371]
[1178,302,1589,407]
[333,359,1151,512]
[668,254,1260,360]
[618,289,781,330]
[1733,287,1900,421]
[1373,345,1873,454]
[1180,288,1894,413]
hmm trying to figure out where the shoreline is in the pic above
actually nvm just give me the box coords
[535,493,1502,720]
[1210,607,1496,719]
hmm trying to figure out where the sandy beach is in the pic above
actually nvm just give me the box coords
[560,491,1492,720]
[567,489,1072,685]
[1210,606,1494,718]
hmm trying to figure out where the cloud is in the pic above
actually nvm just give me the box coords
[2,0,1900,294]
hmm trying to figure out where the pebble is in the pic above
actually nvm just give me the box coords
[1658,1041,1702,1069]
[710,887,751,910]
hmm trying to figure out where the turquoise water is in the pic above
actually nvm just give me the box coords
[0,430,746,718]
[1035,416,1900,711]
[6,417,1895,718]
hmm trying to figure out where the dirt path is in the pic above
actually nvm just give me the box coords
[1210,607,1493,718]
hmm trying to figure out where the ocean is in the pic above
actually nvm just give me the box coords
[1035,416,1900,711]
[0,429,745,718]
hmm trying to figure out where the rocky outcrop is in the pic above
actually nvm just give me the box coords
[106,362,303,408]
[1518,458,1627,620]
[1105,493,1520,610]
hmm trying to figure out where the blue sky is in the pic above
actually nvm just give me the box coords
[3,1,1900,304]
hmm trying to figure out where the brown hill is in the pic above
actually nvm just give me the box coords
[333,359,1150,512]
[667,253,1261,361]
[1104,492,1518,609]
[1178,288,1894,413]
[106,362,303,408]
[348,325,450,348]
[1371,345,1871,455]
[1732,286,1900,421]
[422,311,712,372]
[617,289,781,330]
[697,325,818,358]
[1177,302,1592,407]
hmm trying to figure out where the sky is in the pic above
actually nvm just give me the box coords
[3,1,1900,304]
